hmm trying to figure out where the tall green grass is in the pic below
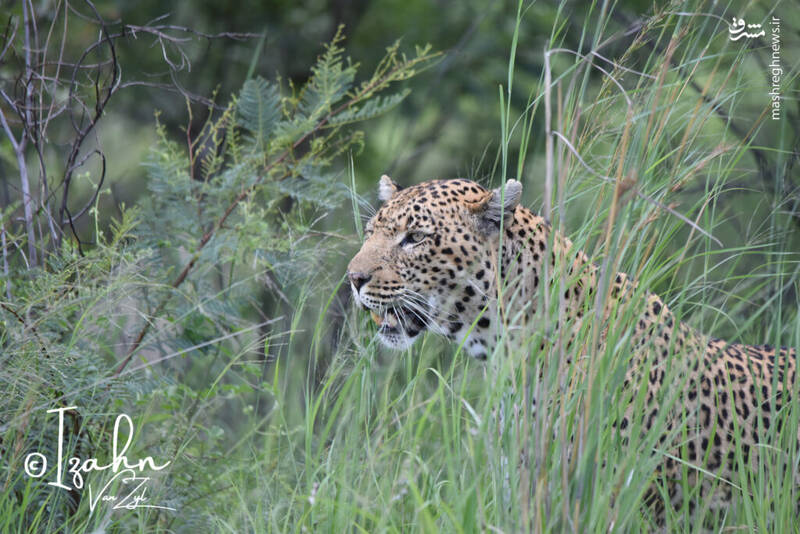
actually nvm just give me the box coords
[238,2,800,533]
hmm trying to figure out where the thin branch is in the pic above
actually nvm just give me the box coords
[0,302,53,358]
[0,97,21,152]
[59,0,119,247]
[0,16,18,63]
[60,149,105,224]
[17,0,37,266]
[41,0,70,140]
[123,24,259,42]
[1,4,264,266]
[1,223,10,299]
[27,111,60,245]
[62,204,84,256]
[117,80,219,108]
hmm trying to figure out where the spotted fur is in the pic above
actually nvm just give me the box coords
[347,177,798,519]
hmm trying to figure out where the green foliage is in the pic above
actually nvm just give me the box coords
[298,29,357,122]
[237,77,281,148]
[0,29,437,532]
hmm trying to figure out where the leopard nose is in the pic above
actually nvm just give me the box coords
[348,271,371,292]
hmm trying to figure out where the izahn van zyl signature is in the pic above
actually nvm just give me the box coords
[22,406,175,514]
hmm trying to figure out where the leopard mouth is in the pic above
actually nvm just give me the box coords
[369,305,427,347]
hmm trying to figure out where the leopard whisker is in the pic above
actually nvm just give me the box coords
[401,289,459,323]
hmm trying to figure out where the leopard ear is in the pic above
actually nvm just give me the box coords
[378,174,400,202]
[469,180,522,231]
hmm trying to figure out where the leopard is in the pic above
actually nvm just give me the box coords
[347,175,799,522]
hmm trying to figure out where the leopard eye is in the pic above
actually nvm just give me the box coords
[401,231,427,247]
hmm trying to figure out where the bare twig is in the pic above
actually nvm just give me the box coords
[124,24,259,42]
[59,0,118,249]
[61,149,105,225]
[0,2,260,263]
[0,16,18,63]
[17,0,37,266]
[1,223,9,299]
[118,80,219,107]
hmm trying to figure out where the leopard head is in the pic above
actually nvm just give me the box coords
[347,175,522,358]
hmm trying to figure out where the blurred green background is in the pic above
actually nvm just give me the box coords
[3,0,796,257]
[3,0,796,246]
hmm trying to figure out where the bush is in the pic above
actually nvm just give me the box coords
[0,28,437,532]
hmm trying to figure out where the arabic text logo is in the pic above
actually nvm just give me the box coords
[728,17,765,40]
